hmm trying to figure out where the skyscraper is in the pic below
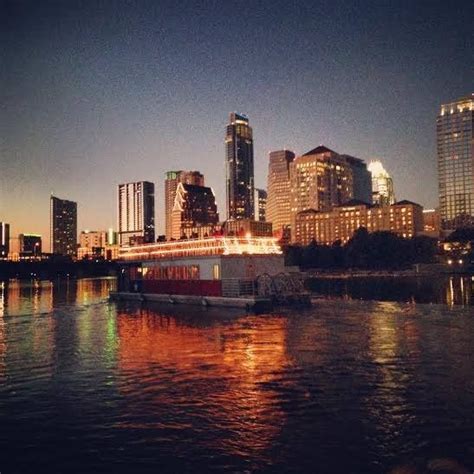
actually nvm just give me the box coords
[171,183,219,239]
[254,188,267,222]
[342,155,372,204]
[266,150,295,236]
[165,170,204,240]
[225,112,254,220]
[50,195,77,256]
[289,146,353,240]
[368,160,396,206]
[0,222,10,258]
[118,181,155,246]
[437,94,474,232]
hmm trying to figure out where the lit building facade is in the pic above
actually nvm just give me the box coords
[50,196,77,256]
[290,146,353,241]
[254,188,267,222]
[422,209,441,238]
[224,219,272,237]
[368,160,396,205]
[225,113,254,220]
[266,150,295,237]
[107,228,118,245]
[294,200,423,246]
[19,234,42,256]
[118,181,155,246]
[165,170,204,240]
[78,230,120,260]
[342,155,372,204]
[171,183,219,240]
[437,94,474,232]
[0,222,10,259]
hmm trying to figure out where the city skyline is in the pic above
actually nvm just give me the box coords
[2,1,473,249]
[1,98,471,250]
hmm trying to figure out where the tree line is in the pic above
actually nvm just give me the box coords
[284,227,438,269]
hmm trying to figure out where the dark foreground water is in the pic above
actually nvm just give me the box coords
[1,278,474,473]
[307,275,474,306]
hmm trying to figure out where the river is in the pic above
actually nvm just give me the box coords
[0,278,473,473]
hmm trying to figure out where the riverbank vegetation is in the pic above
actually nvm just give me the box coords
[285,228,438,270]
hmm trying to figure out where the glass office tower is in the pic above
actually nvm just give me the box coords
[225,113,255,220]
[437,94,474,231]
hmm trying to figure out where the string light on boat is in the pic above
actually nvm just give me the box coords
[119,236,282,260]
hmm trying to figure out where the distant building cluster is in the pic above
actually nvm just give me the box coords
[2,94,472,261]
[294,200,423,246]
[78,229,119,260]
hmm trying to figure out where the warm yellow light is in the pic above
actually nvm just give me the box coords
[119,236,282,260]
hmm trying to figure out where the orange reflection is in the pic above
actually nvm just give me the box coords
[116,308,289,459]
[0,282,5,379]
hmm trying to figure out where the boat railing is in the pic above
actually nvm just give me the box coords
[221,278,256,297]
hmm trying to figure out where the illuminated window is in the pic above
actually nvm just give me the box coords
[212,264,221,280]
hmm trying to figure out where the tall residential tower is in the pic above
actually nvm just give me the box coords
[437,94,474,232]
[254,188,267,222]
[225,113,254,220]
[118,181,155,246]
[290,146,353,239]
[50,195,77,256]
[164,171,204,240]
[266,150,295,236]
[0,222,10,258]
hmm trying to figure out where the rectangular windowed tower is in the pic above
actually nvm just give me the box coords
[437,94,474,232]
[225,113,255,220]
[118,181,155,246]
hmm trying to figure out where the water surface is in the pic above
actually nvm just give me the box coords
[1,278,473,473]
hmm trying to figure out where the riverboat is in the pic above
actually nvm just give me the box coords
[110,236,310,310]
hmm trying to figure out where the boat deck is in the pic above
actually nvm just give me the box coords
[110,291,273,312]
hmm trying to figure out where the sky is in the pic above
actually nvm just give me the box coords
[1,0,473,249]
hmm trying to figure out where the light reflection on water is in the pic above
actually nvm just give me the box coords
[308,275,474,306]
[0,278,473,473]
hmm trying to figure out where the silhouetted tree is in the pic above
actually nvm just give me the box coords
[345,227,370,268]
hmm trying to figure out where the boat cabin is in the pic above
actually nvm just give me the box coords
[117,236,286,298]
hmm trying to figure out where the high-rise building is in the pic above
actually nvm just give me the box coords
[254,188,267,222]
[225,112,254,220]
[266,150,295,237]
[19,234,42,256]
[0,222,10,258]
[342,155,372,204]
[368,160,396,206]
[289,146,353,240]
[165,170,204,240]
[118,181,155,246]
[437,94,474,232]
[171,183,219,240]
[50,196,77,256]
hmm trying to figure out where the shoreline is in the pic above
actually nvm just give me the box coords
[305,269,474,279]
